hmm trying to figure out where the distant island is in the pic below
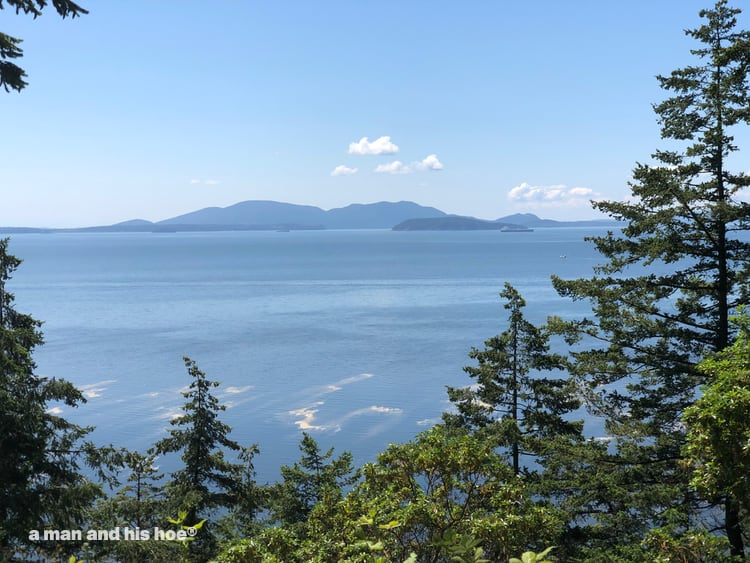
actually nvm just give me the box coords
[393,217,532,231]
[393,213,617,231]
[0,200,618,233]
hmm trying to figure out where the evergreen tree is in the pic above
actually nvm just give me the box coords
[0,238,104,559]
[152,357,257,562]
[267,432,359,527]
[551,1,750,557]
[445,283,581,475]
[0,0,88,92]
[86,451,182,563]
[216,443,261,541]
[116,451,166,530]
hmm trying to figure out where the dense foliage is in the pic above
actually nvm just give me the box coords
[685,312,750,526]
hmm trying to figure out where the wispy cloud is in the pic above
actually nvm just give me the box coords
[375,154,444,175]
[374,160,411,174]
[331,165,358,176]
[507,182,598,208]
[348,136,399,155]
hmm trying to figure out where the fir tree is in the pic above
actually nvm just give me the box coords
[267,432,359,527]
[445,283,581,475]
[85,451,182,563]
[551,1,750,557]
[152,357,257,562]
[0,238,105,559]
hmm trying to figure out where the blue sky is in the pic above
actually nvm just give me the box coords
[2,0,748,227]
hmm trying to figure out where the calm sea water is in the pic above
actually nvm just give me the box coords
[8,228,608,481]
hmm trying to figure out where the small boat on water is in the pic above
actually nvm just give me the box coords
[500,226,534,232]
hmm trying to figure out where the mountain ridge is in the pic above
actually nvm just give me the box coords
[0,200,618,233]
[157,200,447,230]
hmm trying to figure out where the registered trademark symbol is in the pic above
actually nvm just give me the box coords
[186,527,197,537]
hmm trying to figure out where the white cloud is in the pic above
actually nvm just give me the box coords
[375,160,412,174]
[344,135,441,175]
[330,165,358,176]
[568,187,592,196]
[507,182,599,208]
[348,136,399,155]
[415,154,444,171]
[375,155,444,175]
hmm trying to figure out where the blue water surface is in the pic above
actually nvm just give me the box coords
[8,228,607,481]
